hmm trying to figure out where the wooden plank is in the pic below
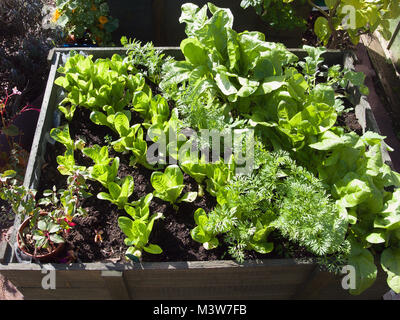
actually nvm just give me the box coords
[352,39,400,172]
[291,267,335,299]
[101,271,131,300]
[316,267,388,300]
[103,276,130,300]
[129,283,301,300]
[47,47,184,63]
[124,265,314,288]
[127,286,295,300]
[0,258,314,271]
[21,287,111,300]
[46,47,343,67]
[124,264,314,299]
[23,52,61,191]
[0,270,106,288]
[362,35,400,134]
[292,265,388,300]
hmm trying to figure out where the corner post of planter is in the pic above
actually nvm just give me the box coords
[0,241,11,264]
[101,270,131,300]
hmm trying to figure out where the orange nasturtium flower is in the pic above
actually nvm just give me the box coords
[98,16,108,25]
[91,4,97,11]
[52,9,61,22]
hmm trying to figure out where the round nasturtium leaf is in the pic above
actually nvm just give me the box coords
[314,17,332,46]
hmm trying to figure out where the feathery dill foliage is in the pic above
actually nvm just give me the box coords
[207,205,238,234]
[202,144,348,262]
[273,163,349,256]
[176,97,245,133]
[121,37,171,84]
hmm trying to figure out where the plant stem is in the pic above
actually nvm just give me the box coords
[198,184,204,197]
[308,0,330,20]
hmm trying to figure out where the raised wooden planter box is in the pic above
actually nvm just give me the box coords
[0,48,391,300]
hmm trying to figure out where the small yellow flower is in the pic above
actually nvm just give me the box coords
[52,9,61,22]
[98,16,108,25]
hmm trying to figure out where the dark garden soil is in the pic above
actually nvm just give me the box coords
[337,111,363,136]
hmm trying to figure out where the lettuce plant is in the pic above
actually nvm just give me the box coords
[97,175,134,209]
[180,152,208,197]
[132,90,170,128]
[82,144,120,187]
[124,193,154,221]
[89,107,132,134]
[147,108,187,164]
[82,144,110,166]
[161,2,298,112]
[55,148,86,176]
[55,53,146,120]
[118,211,163,261]
[118,193,163,260]
[205,157,236,198]
[109,112,152,169]
[161,4,368,154]
[307,128,400,294]
[151,165,197,209]
[190,208,219,250]
[50,124,87,176]
[50,124,85,151]
[88,157,120,188]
